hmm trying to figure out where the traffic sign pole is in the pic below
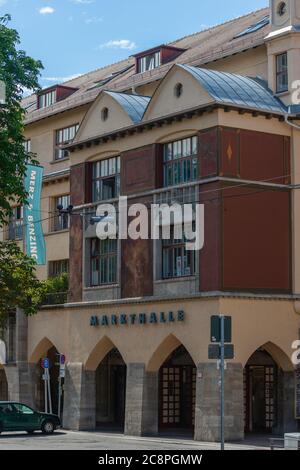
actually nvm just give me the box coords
[44,371,48,414]
[220,315,225,451]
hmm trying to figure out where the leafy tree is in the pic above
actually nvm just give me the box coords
[0,14,43,225]
[0,242,45,327]
[41,273,69,306]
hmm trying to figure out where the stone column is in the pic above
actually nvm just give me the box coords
[4,362,36,407]
[63,363,96,431]
[194,363,244,442]
[124,364,159,437]
[276,370,298,434]
[3,310,36,408]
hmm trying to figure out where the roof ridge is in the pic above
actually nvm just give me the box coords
[169,7,269,46]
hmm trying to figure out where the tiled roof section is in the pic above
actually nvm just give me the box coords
[23,7,270,125]
[180,65,287,114]
[105,91,150,124]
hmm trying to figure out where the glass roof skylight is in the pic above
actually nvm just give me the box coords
[233,15,269,39]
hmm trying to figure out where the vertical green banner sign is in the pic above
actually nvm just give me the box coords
[24,164,46,265]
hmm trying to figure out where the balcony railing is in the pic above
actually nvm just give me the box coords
[42,292,68,306]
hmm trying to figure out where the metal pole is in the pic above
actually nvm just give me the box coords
[47,368,53,414]
[220,315,225,451]
[44,371,48,413]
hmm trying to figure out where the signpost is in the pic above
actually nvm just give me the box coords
[209,315,234,451]
[41,358,52,414]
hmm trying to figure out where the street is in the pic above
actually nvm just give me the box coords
[0,430,268,451]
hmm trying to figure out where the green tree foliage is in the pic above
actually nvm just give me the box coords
[0,14,43,224]
[0,15,44,323]
[0,242,45,326]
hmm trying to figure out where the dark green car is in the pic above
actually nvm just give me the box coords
[0,402,61,435]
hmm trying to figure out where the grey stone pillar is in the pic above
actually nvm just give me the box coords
[276,370,298,434]
[63,363,96,431]
[124,364,159,437]
[4,362,36,408]
[194,363,244,442]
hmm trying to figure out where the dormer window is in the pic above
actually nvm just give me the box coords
[133,45,185,74]
[139,51,161,73]
[37,85,78,109]
[38,89,56,109]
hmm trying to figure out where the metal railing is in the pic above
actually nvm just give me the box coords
[42,292,68,306]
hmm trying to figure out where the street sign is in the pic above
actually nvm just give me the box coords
[41,358,49,369]
[208,344,235,360]
[211,316,232,343]
[60,354,66,365]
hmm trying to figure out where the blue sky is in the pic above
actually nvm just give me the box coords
[0,0,268,87]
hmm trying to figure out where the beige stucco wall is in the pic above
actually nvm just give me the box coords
[27,297,299,373]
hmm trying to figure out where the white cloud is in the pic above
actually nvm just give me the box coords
[39,6,55,15]
[85,16,103,24]
[71,0,94,4]
[98,39,137,51]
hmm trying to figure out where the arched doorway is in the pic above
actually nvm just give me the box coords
[34,344,60,415]
[0,367,8,401]
[244,348,278,434]
[159,345,196,432]
[96,348,126,430]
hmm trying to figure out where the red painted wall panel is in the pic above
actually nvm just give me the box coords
[222,187,291,291]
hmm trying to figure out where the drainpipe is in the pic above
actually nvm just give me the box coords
[284,114,300,314]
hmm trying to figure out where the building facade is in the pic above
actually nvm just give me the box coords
[1,1,300,441]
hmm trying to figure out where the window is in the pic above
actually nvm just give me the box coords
[233,15,269,39]
[163,136,198,187]
[38,89,56,109]
[162,226,196,279]
[92,156,120,202]
[90,238,118,286]
[23,139,31,153]
[49,259,69,278]
[277,2,287,16]
[101,107,109,122]
[53,195,70,231]
[276,53,288,93]
[8,206,23,240]
[138,51,161,73]
[174,83,183,98]
[14,404,34,415]
[55,124,79,160]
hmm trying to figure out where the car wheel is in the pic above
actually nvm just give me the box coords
[41,420,55,434]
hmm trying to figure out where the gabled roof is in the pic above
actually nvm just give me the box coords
[105,91,150,124]
[179,65,287,114]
